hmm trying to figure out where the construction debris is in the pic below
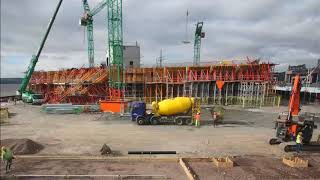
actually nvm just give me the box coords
[100,144,112,155]
[0,139,44,155]
[212,157,234,168]
[282,156,308,168]
[0,107,10,123]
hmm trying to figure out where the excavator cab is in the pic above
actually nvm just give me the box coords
[271,114,316,145]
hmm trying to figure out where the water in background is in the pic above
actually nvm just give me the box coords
[0,84,20,97]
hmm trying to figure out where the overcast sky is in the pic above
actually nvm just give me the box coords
[1,0,320,77]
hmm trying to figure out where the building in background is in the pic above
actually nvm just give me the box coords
[273,72,286,83]
[275,59,320,104]
[284,60,320,84]
[123,43,140,68]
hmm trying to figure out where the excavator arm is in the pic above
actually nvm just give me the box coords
[287,74,301,119]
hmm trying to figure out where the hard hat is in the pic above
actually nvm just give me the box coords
[298,132,302,135]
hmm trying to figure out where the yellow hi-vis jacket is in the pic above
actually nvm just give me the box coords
[296,134,302,144]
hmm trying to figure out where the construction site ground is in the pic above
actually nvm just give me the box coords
[1,102,320,179]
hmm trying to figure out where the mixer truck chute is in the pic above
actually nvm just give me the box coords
[131,97,196,126]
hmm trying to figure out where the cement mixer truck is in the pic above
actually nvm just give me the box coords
[131,97,196,125]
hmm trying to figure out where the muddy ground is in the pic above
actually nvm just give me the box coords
[1,155,320,179]
[1,103,319,157]
[0,102,319,179]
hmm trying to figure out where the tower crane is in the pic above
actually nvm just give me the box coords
[80,0,108,67]
[193,22,205,66]
[107,0,124,98]
[81,0,123,99]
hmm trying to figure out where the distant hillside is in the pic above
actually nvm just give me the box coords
[0,78,23,84]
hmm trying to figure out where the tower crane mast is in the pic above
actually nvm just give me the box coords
[193,22,204,66]
[107,0,123,95]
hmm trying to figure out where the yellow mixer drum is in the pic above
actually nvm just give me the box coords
[152,97,194,116]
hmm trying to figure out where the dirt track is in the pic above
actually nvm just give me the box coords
[1,103,319,178]
[1,155,320,179]
[2,103,319,157]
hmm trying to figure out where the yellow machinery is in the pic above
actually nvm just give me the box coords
[133,97,197,125]
[152,97,194,116]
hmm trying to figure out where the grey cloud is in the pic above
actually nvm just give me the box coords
[1,0,319,77]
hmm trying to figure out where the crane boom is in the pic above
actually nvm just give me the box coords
[90,0,108,17]
[18,0,63,94]
[82,0,90,12]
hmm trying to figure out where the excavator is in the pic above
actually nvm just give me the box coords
[269,74,320,152]
[16,0,63,104]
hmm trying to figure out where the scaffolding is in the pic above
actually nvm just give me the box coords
[28,61,278,107]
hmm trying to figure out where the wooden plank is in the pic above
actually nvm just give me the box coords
[212,157,234,168]
[179,158,199,180]
[282,156,308,168]
[10,175,169,179]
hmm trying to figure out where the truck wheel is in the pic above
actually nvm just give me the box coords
[175,118,184,126]
[137,117,145,125]
[186,119,193,126]
[150,117,159,125]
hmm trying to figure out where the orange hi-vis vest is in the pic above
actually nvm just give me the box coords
[195,114,200,121]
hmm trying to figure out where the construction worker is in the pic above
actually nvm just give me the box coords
[296,132,303,153]
[210,108,218,127]
[1,146,5,163]
[195,111,201,127]
[2,146,15,173]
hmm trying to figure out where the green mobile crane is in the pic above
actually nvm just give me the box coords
[17,0,63,104]
[193,22,205,66]
[80,0,108,67]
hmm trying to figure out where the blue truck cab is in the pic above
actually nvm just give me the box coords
[131,102,146,121]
